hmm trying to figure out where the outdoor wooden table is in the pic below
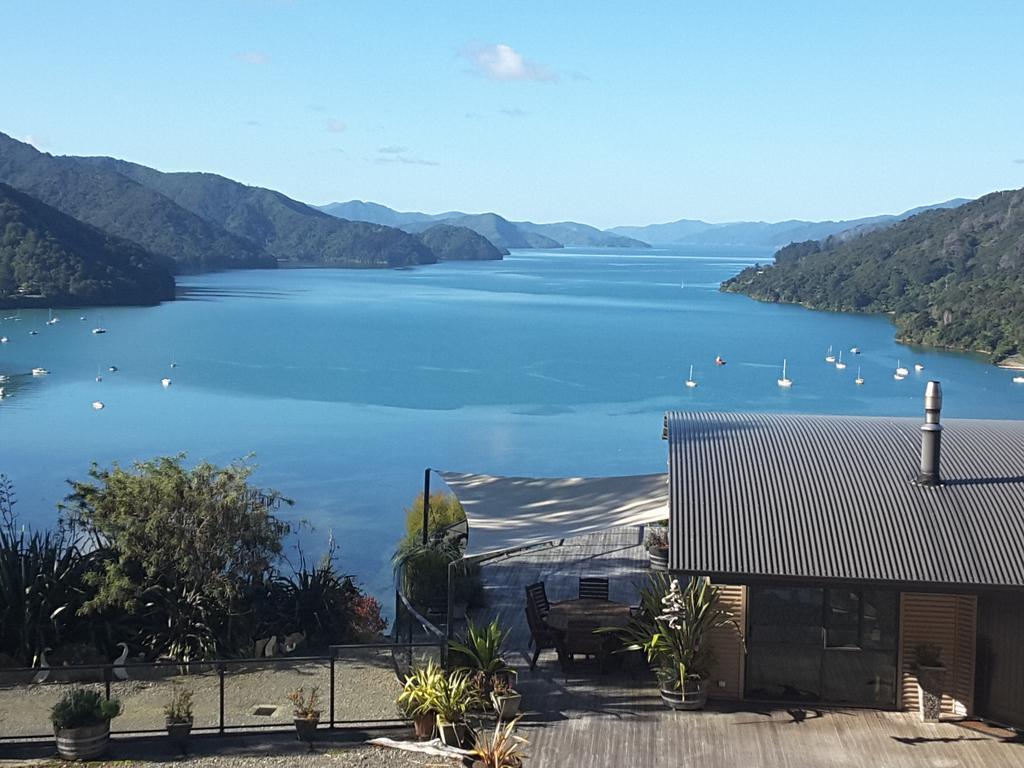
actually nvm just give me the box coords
[544,598,632,632]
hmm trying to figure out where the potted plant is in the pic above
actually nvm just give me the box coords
[606,573,738,710]
[397,658,444,740]
[164,686,194,753]
[469,716,527,768]
[434,669,480,748]
[644,523,669,571]
[913,642,945,722]
[490,675,522,720]
[51,688,122,760]
[286,686,321,750]
[449,618,513,698]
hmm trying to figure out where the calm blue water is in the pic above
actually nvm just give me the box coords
[1,246,1022,603]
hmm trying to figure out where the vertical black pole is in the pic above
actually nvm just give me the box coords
[445,560,456,652]
[104,670,111,701]
[218,664,225,734]
[329,653,336,730]
[422,468,431,546]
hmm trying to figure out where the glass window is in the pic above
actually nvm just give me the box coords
[825,590,860,648]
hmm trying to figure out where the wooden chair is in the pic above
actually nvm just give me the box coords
[525,599,563,670]
[578,576,609,602]
[525,582,550,618]
[560,618,613,673]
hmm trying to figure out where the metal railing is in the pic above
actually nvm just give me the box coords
[0,639,444,743]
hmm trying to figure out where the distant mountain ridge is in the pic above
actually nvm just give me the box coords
[0,132,271,273]
[609,200,972,247]
[0,181,174,308]
[318,201,650,249]
[0,133,503,271]
[722,189,1024,361]
[76,156,436,268]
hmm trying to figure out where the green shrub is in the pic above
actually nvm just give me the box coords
[51,689,121,731]
[401,492,466,549]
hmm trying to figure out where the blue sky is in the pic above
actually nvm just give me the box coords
[2,1,1023,228]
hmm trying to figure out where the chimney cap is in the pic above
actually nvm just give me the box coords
[924,380,942,412]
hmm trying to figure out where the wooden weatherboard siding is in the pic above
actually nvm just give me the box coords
[707,583,745,699]
[898,593,976,716]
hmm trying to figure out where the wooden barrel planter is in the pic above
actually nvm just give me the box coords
[55,722,110,760]
[648,546,669,571]
[659,678,709,711]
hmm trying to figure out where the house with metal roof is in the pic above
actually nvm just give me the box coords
[665,382,1024,727]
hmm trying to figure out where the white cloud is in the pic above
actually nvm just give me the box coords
[459,43,556,83]
[235,50,271,65]
[326,119,347,133]
[373,146,438,166]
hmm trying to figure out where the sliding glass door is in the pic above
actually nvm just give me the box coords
[745,586,898,707]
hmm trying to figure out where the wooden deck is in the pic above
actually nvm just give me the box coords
[470,526,649,655]
[472,527,1024,768]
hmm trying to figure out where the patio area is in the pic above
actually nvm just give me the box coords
[470,527,1024,768]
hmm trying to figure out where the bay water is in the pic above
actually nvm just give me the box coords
[1,246,1021,604]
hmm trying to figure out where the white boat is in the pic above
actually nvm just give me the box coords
[0,387,5,399]
[914,363,924,372]
[1013,375,1024,384]
[0,336,7,343]
[45,309,59,325]
[92,326,107,335]
[855,367,864,385]
[28,330,38,336]
[835,351,847,370]
[896,360,909,377]
[850,347,861,354]
[31,367,49,376]
[0,374,8,382]
[91,401,105,410]
[777,358,793,388]
[161,377,172,388]
[894,373,906,381]
[108,365,118,372]
[825,345,835,363]
[685,364,697,389]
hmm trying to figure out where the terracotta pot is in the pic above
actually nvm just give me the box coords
[413,711,436,740]
[55,721,110,760]
[659,678,709,710]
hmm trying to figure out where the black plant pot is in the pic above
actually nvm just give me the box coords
[166,718,193,755]
[294,717,320,751]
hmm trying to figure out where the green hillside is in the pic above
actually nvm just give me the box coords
[415,224,507,261]
[0,133,271,273]
[78,157,437,268]
[722,189,1024,361]
[0,182,174,308]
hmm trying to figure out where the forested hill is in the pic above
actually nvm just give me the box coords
[77,156,437,268]
[0,132,272,273]
[721,189,1024,361]
[0,182,175,308]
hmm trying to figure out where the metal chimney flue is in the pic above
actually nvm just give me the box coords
[917,380,943,486]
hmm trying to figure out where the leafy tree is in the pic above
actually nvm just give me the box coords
[62,455,291,660]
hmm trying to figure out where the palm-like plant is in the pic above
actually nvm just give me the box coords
[448,618,511,685]
[609,573,738,691]
[397,658,446,717]
[470,716,527,768]
[432,668,481,725]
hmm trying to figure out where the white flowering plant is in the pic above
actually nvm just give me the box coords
[605,573,739,691]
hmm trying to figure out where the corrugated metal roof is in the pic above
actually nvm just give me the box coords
[665,411,1024,589]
